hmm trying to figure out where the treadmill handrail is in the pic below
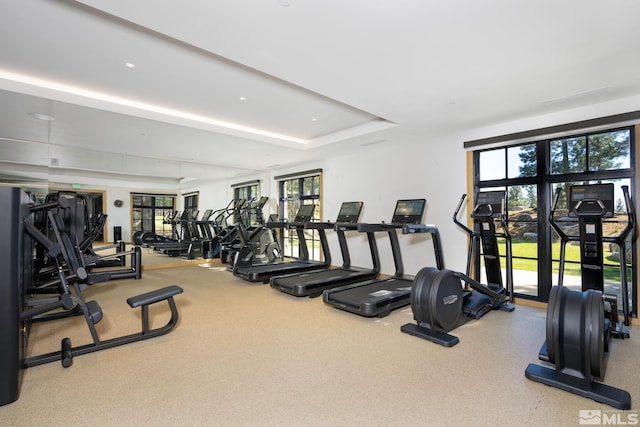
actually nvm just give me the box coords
[402,223,445,270]
[357,222,404,232]
[304,221,335,230]
[265,220,288,229]
[334,222,359,231]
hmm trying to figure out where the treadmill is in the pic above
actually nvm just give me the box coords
[323,199,445,317]
[232,204,330,283]
[270,202,381,298]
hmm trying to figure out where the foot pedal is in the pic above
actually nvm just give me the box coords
[86,300,103,324]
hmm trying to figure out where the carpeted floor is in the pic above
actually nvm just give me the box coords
[1,257,638,426]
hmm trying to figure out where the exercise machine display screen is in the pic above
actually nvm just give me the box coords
[474,191,505,217]
[294,204,316,222]
[335,201,363,224]
[569,183,614,218]
[392,199,426,224]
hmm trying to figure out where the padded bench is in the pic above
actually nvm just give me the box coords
[127,285,184,334]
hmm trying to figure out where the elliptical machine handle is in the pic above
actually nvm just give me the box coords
[622,185,635,234]
[549,187,570,241]
[453,194,473,235]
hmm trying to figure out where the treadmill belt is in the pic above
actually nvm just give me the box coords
[234,260,326,282]
[271,266,378,297]
[324,278,413,317]
[273,267,371,286]
[236,261,312,275]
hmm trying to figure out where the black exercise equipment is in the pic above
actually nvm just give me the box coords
[145,209,211,259]
[400,191,515,347]
[525,286,631,410]
[0,187,32,406]
[1,187,184,406]
[233,204,331,283]
[454,191,514,293]
[204,201,240,259]
[323,199,440,317]
[270,201,381,298]
[132,210,180,246]
[549,183,633,338]
[228,197,281,266]
[525,183,634,409]
[219,199,248,263]
[35,192,119,269]
[31,196,142,288]
[23,205,183,367]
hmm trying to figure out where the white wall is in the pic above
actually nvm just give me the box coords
[265,135,471,277]
[104,187,131,242]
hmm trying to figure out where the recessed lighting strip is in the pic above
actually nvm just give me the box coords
[0,69,308,145]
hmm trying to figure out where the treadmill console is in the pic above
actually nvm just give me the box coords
[335,201,363,224]
[391,199,426,224]
[569,183,614,218]
[294,204,316,223]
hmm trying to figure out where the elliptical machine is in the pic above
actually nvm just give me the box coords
[551,183,632,338]
[230,197,282,268]
[401,190,515,347]
[525,183,634,410]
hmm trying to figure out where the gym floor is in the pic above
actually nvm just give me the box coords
[2,254,639,426]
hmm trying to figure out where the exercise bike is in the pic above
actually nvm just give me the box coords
[401,190,515,347]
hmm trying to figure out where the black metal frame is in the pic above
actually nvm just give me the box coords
[473,126,636,315]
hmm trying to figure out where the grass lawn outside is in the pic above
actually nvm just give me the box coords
[497,238,630,282]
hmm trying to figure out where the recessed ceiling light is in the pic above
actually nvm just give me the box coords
[28,112,55,121]
[311,118,318,122]
[125,62,136,69]
[239,96,247,101]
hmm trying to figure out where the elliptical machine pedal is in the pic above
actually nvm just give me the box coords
[400,267,514,347]
[603,294,629,340]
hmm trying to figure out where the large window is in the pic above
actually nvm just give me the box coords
[549,130,631,174]
[131,193,176,238]
[473,127,635,318]
[275,170,322,260]
[183,192,199,219]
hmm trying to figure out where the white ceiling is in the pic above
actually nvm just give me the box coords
[1,0,640,188]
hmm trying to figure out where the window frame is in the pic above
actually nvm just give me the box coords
[472,126,636,319]
[275,171,322,261]
[131,192,176,238]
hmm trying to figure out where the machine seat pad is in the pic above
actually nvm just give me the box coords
[127,285,183,308]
